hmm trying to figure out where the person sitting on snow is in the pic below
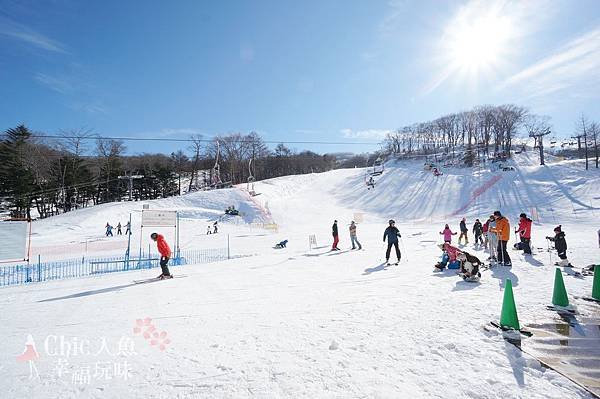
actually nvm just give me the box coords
[439,224,457,244]
[434,243,462,271]
[275,240,288,249]
[457,251,483,282]
[433,167,442,176]
[547,225,572,267]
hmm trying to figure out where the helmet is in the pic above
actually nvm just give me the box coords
[389,219,395,225]
[150,232,158,240]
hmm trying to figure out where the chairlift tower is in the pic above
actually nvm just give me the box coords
[118,174,144,201]
[529,127,551,166]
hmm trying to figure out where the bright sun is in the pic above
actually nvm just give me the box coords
[445,10,513,74]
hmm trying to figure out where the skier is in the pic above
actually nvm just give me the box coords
[547,225,571,267]
[117,222,122,235]
[213,221,218,234]
[105,222,113,237]
[383,219,401,265]
[486,215,498,262]
[490,211,511,266]
[458,218,469,245]
[473,219,483,246]
[151,232,172,279]
[349,221,362,250]
[515,213,532,255]
[331,220,340,250]
[206,225,212,235]
[439,224,457,244]
[482,218,489,246]
[125,221,131,235]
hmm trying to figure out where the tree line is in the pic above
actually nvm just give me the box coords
[0,126,336,219]
[380,104,599,168]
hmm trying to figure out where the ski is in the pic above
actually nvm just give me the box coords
[546,305,576,314]
[133,275,186,284]
[489,321,533,337]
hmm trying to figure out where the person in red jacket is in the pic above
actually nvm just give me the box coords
[151,232,172,279]
[514,213,532,255]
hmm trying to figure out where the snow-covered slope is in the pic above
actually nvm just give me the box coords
[2,155,599,398]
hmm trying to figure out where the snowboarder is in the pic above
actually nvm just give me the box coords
[439,224,457,244]
[117,222,122,235]
[213,221,218,234]
[367,176,375,190]
[206,225,212,235]
[105,222,113,237]
[458,218,469,245]
[331,220,340,250]
[547,225,571,267]
[490,211,511,266]
[473,219,483,246]
[383,219,401,265]
[151,232,172,279]
[514,213,532,255]
[349,221,362,250]
[125,221,131,235]
[275,240,288,249]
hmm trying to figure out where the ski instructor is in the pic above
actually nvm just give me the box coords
[383,219,402,265]
[151,232,172,279]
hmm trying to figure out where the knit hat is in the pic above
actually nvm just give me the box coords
[519,213,526,218]
[493,211,502,216]
[554,225,562,232]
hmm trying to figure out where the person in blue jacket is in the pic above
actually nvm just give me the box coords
[383,219,401,265]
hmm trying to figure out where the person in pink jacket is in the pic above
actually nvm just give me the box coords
[439,224,457,243]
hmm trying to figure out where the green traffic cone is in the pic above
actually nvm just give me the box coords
[500,279,520,330]
[552,268,569,307]
[593,265,600,301]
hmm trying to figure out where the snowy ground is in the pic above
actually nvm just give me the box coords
[2,154,599,398]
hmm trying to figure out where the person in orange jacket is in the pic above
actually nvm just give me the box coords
[490,210,511,266]
[151,232,172,279]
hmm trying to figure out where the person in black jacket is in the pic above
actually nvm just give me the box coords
[473,219,483,246]
[547,225,572,267]
[331,220,340,250]
[459,218,469,245]
[383,219,401,265]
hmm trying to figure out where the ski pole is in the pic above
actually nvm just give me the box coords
[399,236,408,263]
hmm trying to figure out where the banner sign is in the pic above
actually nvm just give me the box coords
[0,221,28,261]
[141,210,177,227]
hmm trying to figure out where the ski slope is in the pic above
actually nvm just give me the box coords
[2,155,599,398]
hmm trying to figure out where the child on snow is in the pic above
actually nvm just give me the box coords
[275,240,288,249]
[206,226,212,235]
[105,223,113,237]
[473,219,483,246]
[349,221,362,250]
[547,225,571,267]
[440,224,457,243]
[457,251,483,282]
[458,218,469,245]
[434,243,461,270]
[332,220,340,250]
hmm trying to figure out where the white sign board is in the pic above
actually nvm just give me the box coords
[142,210,177,227]
[0,221,28,261]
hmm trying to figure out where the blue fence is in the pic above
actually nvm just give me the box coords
[0,248,229,288]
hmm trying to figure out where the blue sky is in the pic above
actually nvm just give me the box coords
[1,0,599,155]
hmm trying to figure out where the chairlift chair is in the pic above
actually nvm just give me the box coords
[370,157,384,176]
